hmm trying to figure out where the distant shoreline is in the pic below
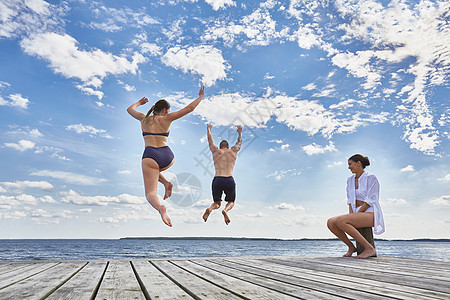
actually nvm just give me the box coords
[119,237,450,242]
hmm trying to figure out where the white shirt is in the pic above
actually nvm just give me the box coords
[346,172,385,235]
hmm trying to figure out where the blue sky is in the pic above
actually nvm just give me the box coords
[0,0,449,239]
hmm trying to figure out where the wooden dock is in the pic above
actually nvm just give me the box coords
[0,256,449,299]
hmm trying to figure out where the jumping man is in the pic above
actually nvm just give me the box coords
[202,124,242,225]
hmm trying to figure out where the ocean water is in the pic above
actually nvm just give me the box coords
[0,239,449,262]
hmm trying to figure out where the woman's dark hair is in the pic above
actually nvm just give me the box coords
[146,99,170,118]
[349,154,370,169]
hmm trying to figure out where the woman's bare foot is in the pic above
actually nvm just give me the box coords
[222,210,231,225]
[203,208,212,222]
[343,245,357,257]
[163,182,173,200]
[159,205,172,227]
[355,247,376,259]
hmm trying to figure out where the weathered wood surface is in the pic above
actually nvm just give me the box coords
[0,256,448,299]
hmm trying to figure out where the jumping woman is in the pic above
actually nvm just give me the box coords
[127,86,205,226]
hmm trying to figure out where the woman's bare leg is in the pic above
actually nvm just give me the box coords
[158,173,173,200]
[335,213,376,259]
[327,216,356,256]
[142,158,172,227]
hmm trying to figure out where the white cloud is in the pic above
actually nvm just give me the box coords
[0,180,54,192]
[333,0,449,155]
[429,196,450,206]
[244,212,265,218]
[0,93,30,109]
[162,19,186,42]
[202,6,284,47]
[327,161,343,168]
[439,174,450,181]
[312,84,336,98]
[269,202,305,211]
[385,198,408,206]
[4,140,35,151]
[0,211,27,220]
[264,73,275,80]
[21,32,146,99]
[0,194,53,207]
[302,141,336,156]
[171,89,387,137]
[98,209,155,223]
[89,6,160,32]
[162,45,229,87]
[140,43,162,56]
[34,146,70,161]
[76,85,104,100]
[61,190,145,206]
[0,0,63,39]
[117,80,136,92]
[66,124,113,139]
[205,0,236,11]
[117,170,132,175]
[31,170,107,186]
[400,165,415,172]
[268,139,283,144]
[7,127,43,138]
[266,169,301,181]
[302,83,317,91]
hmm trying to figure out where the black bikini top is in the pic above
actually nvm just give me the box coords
[142,132,169,137]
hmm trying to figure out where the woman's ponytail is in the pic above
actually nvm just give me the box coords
[145,105,155,118]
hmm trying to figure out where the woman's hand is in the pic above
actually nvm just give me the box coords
[138,97,148,106]
[198,86,205,98]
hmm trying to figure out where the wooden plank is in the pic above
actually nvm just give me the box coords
[95,260,145,300]
[150,260,242,299]
[230,257,444,300]
[172,260,297,300]
[311,256,450,272]
[0,262,32,276]
[266,257,450,295]
[192,259,342,300]
[300,257,450,284]
[130,260,191,299]
[0,261,86,299]
[45,261,107,299]
[205,258,392,300]
[0,262,59,289]
[307,256,450,279]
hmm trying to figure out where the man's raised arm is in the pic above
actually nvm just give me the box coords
[232,125,243,152]
[207,124,218,152]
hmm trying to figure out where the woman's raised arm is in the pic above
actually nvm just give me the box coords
[127,97,148,121]
[167,86,204,121]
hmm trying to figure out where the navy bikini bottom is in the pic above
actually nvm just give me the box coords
[142,146,174,169]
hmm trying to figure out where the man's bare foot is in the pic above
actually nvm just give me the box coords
[343,245,357,257]
[163,182,173,200]
[355,248,376,259]
[159,205,172,227]
[222,210,231,225]
[203,208,212,222]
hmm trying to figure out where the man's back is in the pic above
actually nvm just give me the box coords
[212,148,238,177]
